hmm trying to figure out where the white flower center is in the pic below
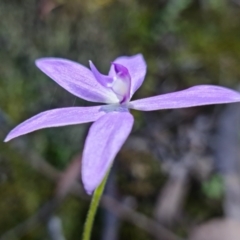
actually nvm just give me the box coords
[112,75,130,99]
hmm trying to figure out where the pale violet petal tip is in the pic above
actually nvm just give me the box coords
[4,106,105,142]
[82,111,134,194]
[129,85,240,111]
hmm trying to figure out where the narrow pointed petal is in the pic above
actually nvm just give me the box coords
[89,61,113,87]
[129,85,240,111]
[36,58,118,103]
[82,111,134,194]
[4,106,106,142]
[109,54,147,97]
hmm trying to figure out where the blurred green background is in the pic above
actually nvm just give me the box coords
[1,0,240,239]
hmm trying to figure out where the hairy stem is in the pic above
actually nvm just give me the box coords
[82,171,110,240]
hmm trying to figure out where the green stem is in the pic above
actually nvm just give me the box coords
[82,170,110,240]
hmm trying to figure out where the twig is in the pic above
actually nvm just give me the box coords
[48,216,66,240]
[101,166,120,240]
[0,200,58,240]
[214,103,240,220]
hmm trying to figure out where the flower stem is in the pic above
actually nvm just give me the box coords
[82,170,110,240]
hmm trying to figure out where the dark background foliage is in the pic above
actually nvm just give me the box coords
[1,0,240,239]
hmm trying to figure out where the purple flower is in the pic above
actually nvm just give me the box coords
[4,54,240,194]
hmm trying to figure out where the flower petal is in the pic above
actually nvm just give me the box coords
[36,58,118,103]
[82,111,134,194]
[109,54,147,98]
[4,106,106,142]
[129,85,240,111]
[89,61,113,87]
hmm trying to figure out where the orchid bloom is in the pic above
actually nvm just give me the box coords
[4,54,240,194]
